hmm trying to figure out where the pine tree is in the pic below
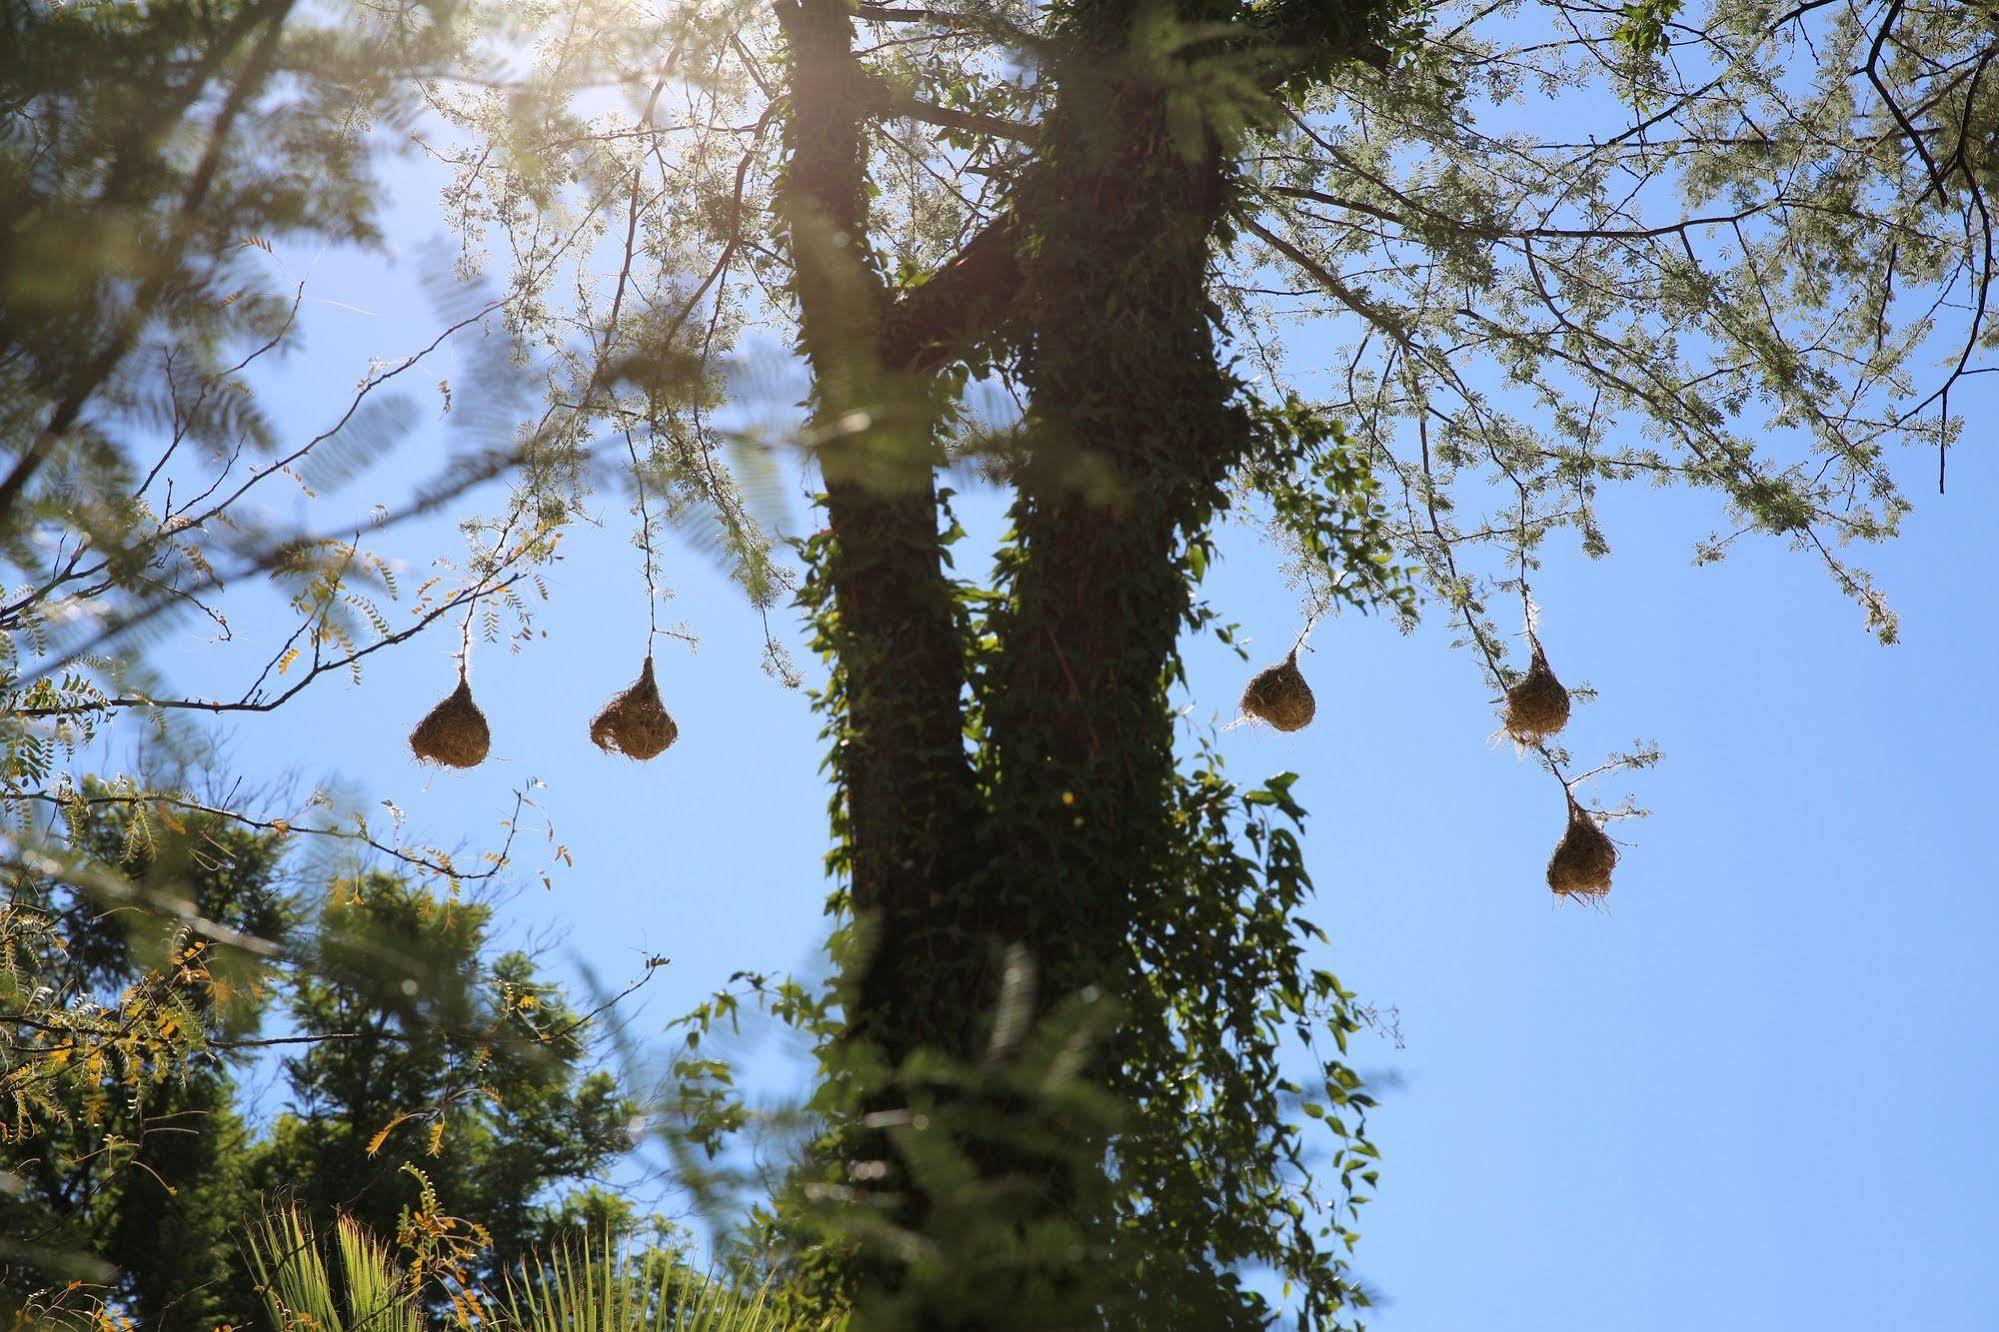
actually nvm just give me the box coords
[252,873,634,1293]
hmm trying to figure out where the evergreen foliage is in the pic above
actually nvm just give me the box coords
[0,797,286,1327]
[0,803,637,1325]
[259,874,634,1288]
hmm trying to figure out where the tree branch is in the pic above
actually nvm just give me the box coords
[880,210,1023,373]
[774,0,977,1063]
[871,80,1041,145]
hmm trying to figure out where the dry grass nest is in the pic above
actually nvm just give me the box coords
[1503,645,1571,744]
[409,677,491,768]
[1547,801,1616,899]
[590,656,678,761]
[1240,649,1316,732]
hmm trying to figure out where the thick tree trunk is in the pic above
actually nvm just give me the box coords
[776,0,979,1067]
[774,3,1368,1323]
[984,84,1239,1007]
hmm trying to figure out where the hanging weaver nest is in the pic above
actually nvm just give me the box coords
[1503,642,1571,744]
[1240,649,1316,732]
[590,655,678,761]
[1547,800,1616,899]
[409,677,490,768]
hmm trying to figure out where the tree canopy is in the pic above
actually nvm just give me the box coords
[3,0,1992,1326]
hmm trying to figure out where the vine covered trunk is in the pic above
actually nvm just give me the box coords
[775,1,1383,1324]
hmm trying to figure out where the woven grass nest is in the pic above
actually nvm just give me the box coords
[590,655,678,761]
[1503,643,1571,744]
[1547,800,1616,899]
[1240,649,1316,732]
[409,676,491,768]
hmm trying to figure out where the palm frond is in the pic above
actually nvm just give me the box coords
[243,1206,423,1332]
[498,1242,837,1332]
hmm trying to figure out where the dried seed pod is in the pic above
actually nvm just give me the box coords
[589,655,678,761]
[1503,643,1571,744]
[1547,800,1616,899]
[409,676,491,768]
[1240,649,1316,732]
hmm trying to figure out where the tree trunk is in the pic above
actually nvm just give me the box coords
[776,3,1311,1324]
[985,67,1241,1008]
[776,0,980,1067]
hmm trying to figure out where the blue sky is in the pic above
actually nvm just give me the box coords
[119,81,1999,1332]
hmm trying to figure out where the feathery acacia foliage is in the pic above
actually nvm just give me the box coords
[0,0,559,895]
